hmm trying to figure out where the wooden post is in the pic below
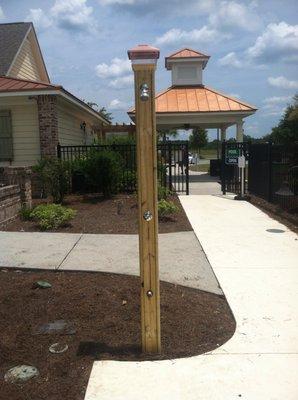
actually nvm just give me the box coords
[128,44,161,353]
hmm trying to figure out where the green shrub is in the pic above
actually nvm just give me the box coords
[33,158,70,203]
[158,185,171,201]
[98,135,136,145]
[31,204,76,230]
[122,170,137,190]
[19,206,32,221]
[79,150,123,197]
[158,199,179,218]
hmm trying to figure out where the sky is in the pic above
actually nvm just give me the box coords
[0,0,297,139]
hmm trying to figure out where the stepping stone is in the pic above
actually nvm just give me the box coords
[33,320,76,335]
[5,365,39,383]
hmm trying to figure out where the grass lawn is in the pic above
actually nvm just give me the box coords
[189,164,210,173]
[199,149,218,160]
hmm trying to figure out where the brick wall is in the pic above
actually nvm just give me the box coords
[0,185,21,227]
[37,94,58,157]
[0,166,32,208]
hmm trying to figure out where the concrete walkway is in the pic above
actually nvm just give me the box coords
[0,230,222,295]
[189,171,222,195]
[85,195,298,400]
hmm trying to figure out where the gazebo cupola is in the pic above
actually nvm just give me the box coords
[128,46,257,143]
[165,48,210,86]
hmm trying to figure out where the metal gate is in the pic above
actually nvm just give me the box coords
[57,141,189,195]
[221,141,248,195]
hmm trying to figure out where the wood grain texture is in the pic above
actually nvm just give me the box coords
[132,62,161,353]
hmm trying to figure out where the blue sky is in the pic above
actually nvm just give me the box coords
[0,0,297,139]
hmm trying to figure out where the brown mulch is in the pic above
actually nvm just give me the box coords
[0,269,235,400]
[249,194,298,234]
[4,193,192,234]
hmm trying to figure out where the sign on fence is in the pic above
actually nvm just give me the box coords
[225,147,240,165]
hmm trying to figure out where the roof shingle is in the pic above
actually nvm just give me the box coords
[0,22,32,76]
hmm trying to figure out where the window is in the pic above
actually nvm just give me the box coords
[0,110,13,161]
[177,66,197,80]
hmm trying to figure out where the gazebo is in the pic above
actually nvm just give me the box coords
[128,47,257,142]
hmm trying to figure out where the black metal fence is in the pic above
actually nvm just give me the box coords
[221,142,249,195]
[57,141,189,195]
[248,143,298,212]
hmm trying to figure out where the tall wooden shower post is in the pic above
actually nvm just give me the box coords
[128,44,161,353]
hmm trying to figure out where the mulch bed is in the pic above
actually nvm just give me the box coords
[0,269,235,400]
[4,193,192,234]
[249,194,298,234]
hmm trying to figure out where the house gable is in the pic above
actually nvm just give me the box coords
[7,26,50,83]
[0,22,50,83]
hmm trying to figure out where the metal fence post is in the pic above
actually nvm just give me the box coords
[168,141,172,191]
[221,141,226,194]
[267,141,273,202]
[185,142,189,195]
[57,143,61,159]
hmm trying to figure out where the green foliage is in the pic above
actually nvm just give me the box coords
[79,150,123,197]
[33,158,70,203]
[31,204,76,230]
[158,185,171,201]
[158,199,179,218]
[19,206,32,221]
[122,170,137,190]
[189,128,208,153]
[266,94,298,145]
[98,135,136,145]
[82,100,113,123]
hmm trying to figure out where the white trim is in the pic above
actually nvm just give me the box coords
[0,89,61,97]
[131,59,157,65]
[59,91,108,123]
[0,89,108,124]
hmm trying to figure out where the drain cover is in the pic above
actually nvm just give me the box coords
[266,229,285,233]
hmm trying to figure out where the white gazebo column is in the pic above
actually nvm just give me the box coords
[220,126,227,142]
[236,120,244,142]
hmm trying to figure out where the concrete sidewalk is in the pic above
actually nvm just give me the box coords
[0,230,222,295]
[85,195,298,400]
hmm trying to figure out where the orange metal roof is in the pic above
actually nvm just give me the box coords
[0,76,60,92]
[0,76,111,124]
[129,86,257,114]
[167,48,209,59]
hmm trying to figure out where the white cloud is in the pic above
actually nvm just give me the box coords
[98,0,215,17]
[99,0,135,4]
[26,8,52,30]
[268,76,298,90]
[209,1,261,32]
[218,52,243,68]
[26,0,96,32]
[247,22,298,62]
[155,26,227,46]
[109,75,133,88]
[0,6,5,20]
[263,96,292,105]
[262,95,292,116]
[109,99,129,110]
[95,58,131,78]
[51,0,95,31]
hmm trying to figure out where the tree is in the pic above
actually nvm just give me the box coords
[81,99,113,123]
[266,94,298,145]
[189,128,208,154]
[98,106,113,123]
[157,128,179,141]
